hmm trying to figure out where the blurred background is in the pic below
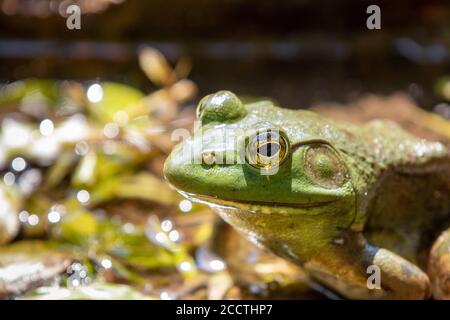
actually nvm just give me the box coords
[0,0,450,300]
[1,0,450,107]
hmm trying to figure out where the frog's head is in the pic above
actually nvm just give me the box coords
[164,91,357,262]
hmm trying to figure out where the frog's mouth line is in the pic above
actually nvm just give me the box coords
[177,190,337,214]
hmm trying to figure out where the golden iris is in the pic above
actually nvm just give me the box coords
[246,130,289,169]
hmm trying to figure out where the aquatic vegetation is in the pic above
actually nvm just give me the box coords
[0,48,313,300]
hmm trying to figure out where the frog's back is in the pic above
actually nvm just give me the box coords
[342,119,450,264]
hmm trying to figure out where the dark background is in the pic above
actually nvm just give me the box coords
[1,0,449,108]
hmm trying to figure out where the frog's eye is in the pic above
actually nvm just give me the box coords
[246,130,289,169]
[196,91,247,124]
[196,94,210,120]
[304,145,348,189]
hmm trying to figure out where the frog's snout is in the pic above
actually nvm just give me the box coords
[163,143,188,190]
[196,90,247,125]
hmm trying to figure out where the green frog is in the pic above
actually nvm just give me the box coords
[164,91,450,299]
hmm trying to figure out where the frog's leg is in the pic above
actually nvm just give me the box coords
[428,229,450,299]
[304,232,430,299]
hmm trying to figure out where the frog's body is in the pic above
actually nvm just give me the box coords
[164,91,450,299]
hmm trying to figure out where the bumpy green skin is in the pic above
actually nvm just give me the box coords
[164,91,450,299]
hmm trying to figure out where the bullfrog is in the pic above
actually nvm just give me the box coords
[164,91,450,299]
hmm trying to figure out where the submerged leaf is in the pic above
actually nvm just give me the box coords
[21,281,154,300]
[0,182,21,244]
[86,82,145,124]
[0,79,57,111]
[113,172,177,205]
[56,210,98,245]
[0,241,74,298]
[0,79,82,118]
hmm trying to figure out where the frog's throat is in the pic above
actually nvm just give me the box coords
[177,190,337,215]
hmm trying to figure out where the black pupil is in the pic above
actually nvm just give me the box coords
[257,142,280,157]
